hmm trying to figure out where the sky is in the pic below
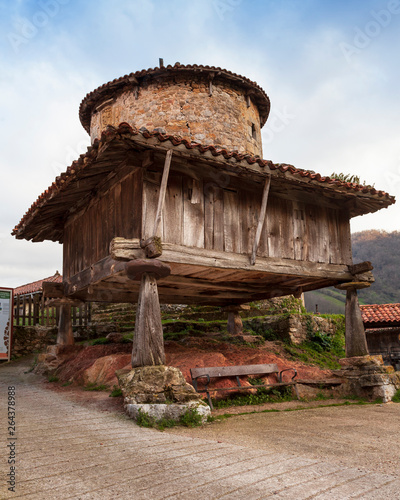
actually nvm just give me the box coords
[1,0,399,288]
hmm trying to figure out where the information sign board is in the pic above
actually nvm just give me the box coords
[0,287,14,361]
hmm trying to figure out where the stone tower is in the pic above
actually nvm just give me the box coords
[79,62,271,157]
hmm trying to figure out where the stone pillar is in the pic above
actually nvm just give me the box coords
[57,302,75,345]
[227,310,243,335]
[125,259,171,368]
[223,305,250,335]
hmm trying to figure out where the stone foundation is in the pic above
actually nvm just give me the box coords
[125,401,210,424]
[117,364,210,423]
[338,355,400,403]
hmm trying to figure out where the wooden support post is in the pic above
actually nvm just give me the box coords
[250,175,271,265]
[33,294,40,325]
[345,287,369,357]
[57,303,75,345]
[131,272,166,367]
[335,280,371,357]
[141,149,173,258]
[126,259,171,367]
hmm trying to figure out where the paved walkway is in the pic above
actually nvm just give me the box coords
[1,358,399,499]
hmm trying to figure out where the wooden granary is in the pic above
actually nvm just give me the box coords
[13,62,395,364]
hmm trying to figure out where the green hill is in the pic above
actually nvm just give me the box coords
[304,230,400,313]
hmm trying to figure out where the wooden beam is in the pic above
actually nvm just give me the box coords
[348,261,373,275]
[64,256,126,295]
[110,237,354,281]
[152,149,173,237]
[46,298,83,308]
[42,281,64,298]
[250,175,271,265]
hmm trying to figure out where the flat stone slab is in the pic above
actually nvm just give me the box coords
[125,401,211,423]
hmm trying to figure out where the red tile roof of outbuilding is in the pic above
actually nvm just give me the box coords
[14,272,62,296]
[360,303,400,326]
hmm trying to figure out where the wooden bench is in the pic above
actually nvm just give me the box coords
[190,364,299,409]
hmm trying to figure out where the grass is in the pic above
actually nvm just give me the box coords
[283,321,345,370]
[109,385,123,397]
[211,386,293,409]
[47,375,59,383]
[211,398,381,421]
[84,382,109,391]
[136,407,204,431]
[87,336,133,346]
[62,381,73,387]
[283,342,343,370]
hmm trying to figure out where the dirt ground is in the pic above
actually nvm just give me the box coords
[44,375,400,477]
[168,402,400,476]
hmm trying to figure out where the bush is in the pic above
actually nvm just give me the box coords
[109,385,123,397]
[180,408,203,427]
[392,389,400,403]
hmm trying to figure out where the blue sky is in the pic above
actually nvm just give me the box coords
[1,0,399,287]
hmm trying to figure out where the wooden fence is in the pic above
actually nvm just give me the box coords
[13,293,91,327]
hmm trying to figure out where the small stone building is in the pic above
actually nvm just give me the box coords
[361,303,400,370]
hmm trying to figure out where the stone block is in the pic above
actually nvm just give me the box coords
[359,373,391,387]
[125,400,211,424]
[106,332,124,343]
[371,384,396,403]
[234,335,264,344]
[47,345,61,356]
[117,365,203,405]
[339,355,383,368]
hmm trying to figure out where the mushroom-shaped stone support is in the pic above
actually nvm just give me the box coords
[223,304,250,335]
[125,259,171,368]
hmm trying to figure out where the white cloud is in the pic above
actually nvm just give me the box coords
[1,0,399,288]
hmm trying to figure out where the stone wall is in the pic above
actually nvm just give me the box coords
[244,314,339,344]
[12,326,57,358]
[90,76,263,156]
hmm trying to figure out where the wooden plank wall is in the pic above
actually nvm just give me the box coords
[142,170,352,266]
[63,168,143,278]
[63,165,353,279]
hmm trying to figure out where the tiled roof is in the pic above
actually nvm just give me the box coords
[79,62,271,132]
[14,272,62,296]
[12,123,396,241]
[361,303,400,325]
